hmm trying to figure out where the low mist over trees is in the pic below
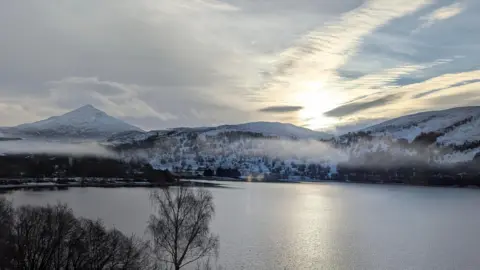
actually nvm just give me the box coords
[0,186,218,270]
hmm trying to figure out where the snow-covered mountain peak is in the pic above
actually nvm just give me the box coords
[10,105,143,139]
[69,104,103,114]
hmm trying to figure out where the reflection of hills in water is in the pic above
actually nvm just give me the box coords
[0,137,22,141]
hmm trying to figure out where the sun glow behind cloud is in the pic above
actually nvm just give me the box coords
[294,81,344,130]
[0,0,478,132]
[255,0,477,132]
[256,0,437,130]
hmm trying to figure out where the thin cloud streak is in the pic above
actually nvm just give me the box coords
[260,0,433,94]
[324,94,402,117]
[258,105,304,113]
[415,2,464,32]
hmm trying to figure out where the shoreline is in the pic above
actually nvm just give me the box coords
[1,177,479,192]
[0,179,223,192]
[190,177,480,189]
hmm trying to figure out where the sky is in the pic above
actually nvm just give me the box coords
[0,0,479,133]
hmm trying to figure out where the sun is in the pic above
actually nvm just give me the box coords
[294,81,342,130]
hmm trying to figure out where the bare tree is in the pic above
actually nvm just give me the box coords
[11,204,79,270]
[0,198,14,269]
[148,187,219,270]
[66,219,150,270]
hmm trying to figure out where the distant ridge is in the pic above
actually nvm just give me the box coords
[212,121,332,139]
[107,121,333,146]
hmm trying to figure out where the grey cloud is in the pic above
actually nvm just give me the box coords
[47,78,129,96]
[0,0,283,128]
[337,69,368,80]
[413,79,480,99]
[394,77,425,86]
[262,0,433,85]
[258,105,303,113]
[416,2,464,31]
[0,1,220,88]
[413,88,445,99]
[450,79,480,88]
[324,94,402,117]
[336,1,480,90]
[3,0,353,129]
[222,0,363,14]
[343,94,370,104]
[427,91,480,107]
[1,0,480,131]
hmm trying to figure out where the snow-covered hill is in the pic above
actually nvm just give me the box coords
[328,106,480,166]
[111,128,337,180]
[4,105,143,139]
[209,122,332,140]
[363,106,480,145]
[105,106,480,180]
[106,122,336,180]
[108,121,332,146]
[1,104,479,180]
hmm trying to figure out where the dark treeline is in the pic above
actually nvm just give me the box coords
[202,168,241,178]
[0,154,176,183]
[201,157,480,186]
[335,153,480,186]
[214,168,241,178]
[335,163,480,187]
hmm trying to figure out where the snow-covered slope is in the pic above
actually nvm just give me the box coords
[8,105,143,139]
[102,106,480,181]
[105,122,334,179]
[363,106,480,145]
[210,122,332,140]
[112,127,337,180]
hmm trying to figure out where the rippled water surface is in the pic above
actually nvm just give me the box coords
[5,182,480,270]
